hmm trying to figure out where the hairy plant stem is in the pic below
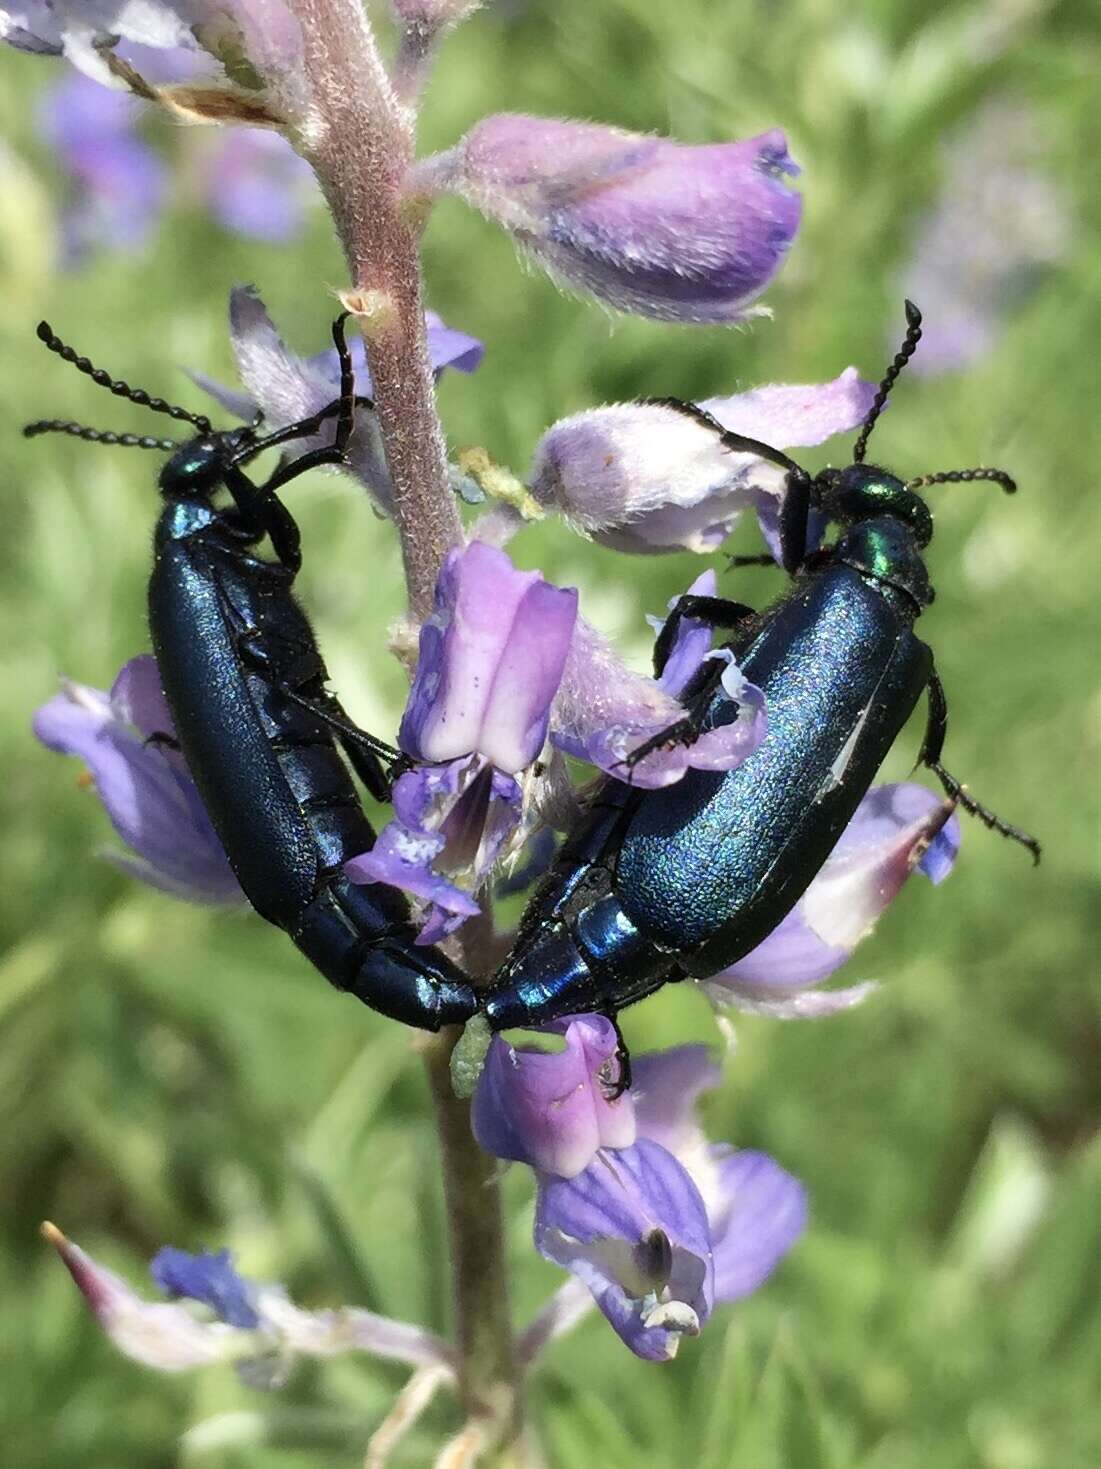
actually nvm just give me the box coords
[288,0,463,621]
[284,0,518,1442]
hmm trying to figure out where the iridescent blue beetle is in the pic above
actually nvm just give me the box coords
[481,303,1039,1074]
[27,318,478,1031]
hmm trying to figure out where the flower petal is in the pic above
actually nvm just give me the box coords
[45,1224,238,1371]
[33,664,242,904]
[435,116,800,324]
[535,1139,714,1360]
[400,542,577,772]
[151,1247,260,1329]
[703,782,960,1005]
[472,1016,635,1178]
[708,1150,807,1303]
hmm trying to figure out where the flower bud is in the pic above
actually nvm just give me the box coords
[429,114,801,323]
[530,369,875,555]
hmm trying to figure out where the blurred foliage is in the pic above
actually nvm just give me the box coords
[1,0,1100,1464]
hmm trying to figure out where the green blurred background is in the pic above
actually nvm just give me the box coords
[2,0,1099,1464]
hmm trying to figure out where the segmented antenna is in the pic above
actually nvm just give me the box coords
[852,299,923,464]
[908,467,1017,495]
[23,419,178,451]
[34,321,213,434]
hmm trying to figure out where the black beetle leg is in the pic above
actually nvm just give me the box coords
[602,1011,633,1100]
[651,593,757,678]
[920,667,1041,864]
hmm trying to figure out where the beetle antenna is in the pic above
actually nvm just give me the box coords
[34,321,213,434]
[641,396,808,478]
[23,419,179,451]
[907,467,1017,495]
[852,300,923,464]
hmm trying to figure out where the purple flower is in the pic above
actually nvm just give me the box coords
[420,115,801,323]
[37,71,167,265]
[900,99,1071,377]
[44,1223,453,1382]
[702,783,961,1016]
[530,368,875,556]
[346,542,578,942]
[33,655,243,904]
[199,127,315,242]
[474,1022,805,1359]
[192,286,484,515]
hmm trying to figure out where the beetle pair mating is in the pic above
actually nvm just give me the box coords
[27,304,1038,1083]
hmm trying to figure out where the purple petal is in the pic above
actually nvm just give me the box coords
[654,570,719,697]
[631,1045,721,1159]
[400,542,577,773]
[704,783,960,1003]
[151,1247,259,1328]
[110,653,175,741]
[345,812,480,944]
[438,115,800,324]
[535,1139,714,1360]
[202,128,313,242]
[530,401,780,555]
[472,1016,635,1177]
[708,1151,807,1303]
[701,367,877,450]
[33,668,242,903]
[425,309,485,376]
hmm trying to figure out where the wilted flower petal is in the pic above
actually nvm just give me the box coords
[45,1224,241,1370]
[530,370,874,555]
[703,783,960,1008]
[33,656,242,903]
[46,1225,453,1379]
[535,1140,714,1360]
[472,1015,635,1178]
[426,114,800,323]
[192,287,483,514]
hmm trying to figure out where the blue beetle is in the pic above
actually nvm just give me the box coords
[481,303,1039,1065]
[27,318,478,1031]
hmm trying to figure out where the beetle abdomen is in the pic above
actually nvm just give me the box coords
[616,566,931,973]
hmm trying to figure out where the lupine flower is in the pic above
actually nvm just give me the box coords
[44,1223,453,1384]
[35,50,318,267]
[901,98,1071,377]
[33,655,242,903]
[704,783,961,1016]
[346,540,579,943]
[473,1020,805,1360]
[351,552,769,940]
[530,367,876,555]
[192,285,484,515]
[417,115,801,323]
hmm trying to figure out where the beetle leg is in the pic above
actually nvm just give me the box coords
[920,670,1041,864]
[652,593,757,678]
[601,1011,633,1100]
[917,666,949,768]
[726,553,780,570]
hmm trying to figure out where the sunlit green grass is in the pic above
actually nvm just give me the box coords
[1,1,1099,1464]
